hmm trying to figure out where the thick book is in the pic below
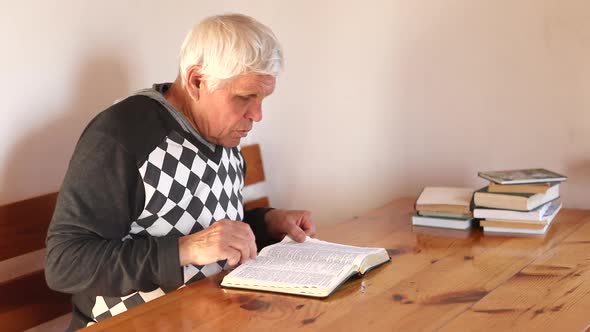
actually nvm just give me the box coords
[220,237,390,298]
[478,168,567,185]
[473,199,559,221]
[473,185,560,211]
[481,220,546,230]
[484,224,551,235]
[411,214,472,230]
[480,202,562,229]
[415,187,474,215]
[412,225,473,238]
[417,211,472,219]
[487,181,557,194]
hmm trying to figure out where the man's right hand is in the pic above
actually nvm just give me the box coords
[178,219,257,267]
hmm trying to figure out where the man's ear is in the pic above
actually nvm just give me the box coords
[186,66,203,101]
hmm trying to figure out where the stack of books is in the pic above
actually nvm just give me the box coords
[474,168,566,236]
[413,187,474,230]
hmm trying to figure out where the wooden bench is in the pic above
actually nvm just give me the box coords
[0,193,72,332]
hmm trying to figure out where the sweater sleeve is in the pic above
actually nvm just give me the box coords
[243,207,276,250]
[45,130,183,297]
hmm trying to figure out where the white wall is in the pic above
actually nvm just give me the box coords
[1,0,588,225]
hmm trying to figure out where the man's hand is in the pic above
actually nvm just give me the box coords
[264,209,316,242]
[178,219,257,266]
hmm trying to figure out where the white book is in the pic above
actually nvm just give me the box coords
[484,201,562,225]
[473,200,560,221]
[483,203,561,235]
[411,215,472,230]
[221,237,390,298]
[484,224,549,235]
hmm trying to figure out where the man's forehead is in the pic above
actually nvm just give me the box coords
[232,74,276,93]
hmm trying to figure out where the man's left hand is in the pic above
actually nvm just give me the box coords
[264,209,316,242]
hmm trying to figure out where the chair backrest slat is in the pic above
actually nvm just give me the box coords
[0,193,58,261]
[0,271,71,332]
[242,144,265,186]
[244,197,270,210]
[0,193,71,331]
[241,144,270,209]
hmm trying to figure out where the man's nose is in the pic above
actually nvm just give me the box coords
[246,102,263,122]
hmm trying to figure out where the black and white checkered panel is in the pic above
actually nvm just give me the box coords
[91,288,166,322]
[134,131,245,279]
[90,132,246,324]
[133,131,244,237]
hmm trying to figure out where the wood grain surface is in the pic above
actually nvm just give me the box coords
[82,198,590,332]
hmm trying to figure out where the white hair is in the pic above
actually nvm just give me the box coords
[178,14,283,91]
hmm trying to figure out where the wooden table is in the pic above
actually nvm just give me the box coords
[84,198,590,331]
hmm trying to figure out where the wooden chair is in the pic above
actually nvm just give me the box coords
[241,144,270,210]
[0,193,72,332]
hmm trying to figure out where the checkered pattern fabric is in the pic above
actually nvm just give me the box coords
[90,131,245,322]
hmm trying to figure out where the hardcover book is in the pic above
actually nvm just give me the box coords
[487,182,557,194]
[417,211,473,219]
[480,201,562,229]
[411,225,473,239]
[411,215,472,230]
[415,187,474,215]
[478,168,567,185]
[473,185,560,211]
[483,225,551,235]
[473,199,559,221]
[221,237,390,298]
[480,220,547,230]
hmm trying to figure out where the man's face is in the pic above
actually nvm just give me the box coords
[191,73,276,147]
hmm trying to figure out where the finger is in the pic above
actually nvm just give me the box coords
[234,229,257,262]
[248,238,258,260]
[225,247,242,266]
[212,220,255,264]
[305,223,316,237]
[287,223,307,242]
[297,212,316,236]
[229,237,252,264]
[234,222,256,259]
[304,220,316,236]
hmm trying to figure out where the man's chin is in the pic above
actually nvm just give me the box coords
[219,138,241,148]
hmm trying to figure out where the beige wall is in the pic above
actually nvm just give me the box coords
[1,0,588,225]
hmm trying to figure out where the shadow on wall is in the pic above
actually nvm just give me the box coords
[392,3,475,197]
[566,160,590,183]
[565,160,590,207]
[0,55,129,203]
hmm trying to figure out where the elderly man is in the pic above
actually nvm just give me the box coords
[45,14,315,330]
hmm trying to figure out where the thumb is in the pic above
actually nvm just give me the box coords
[287,224,307,242]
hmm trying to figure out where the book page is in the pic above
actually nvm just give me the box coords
[224,237,384,289]
[226,256,353,288]
[259,236,383,267]
[416,187,473,207]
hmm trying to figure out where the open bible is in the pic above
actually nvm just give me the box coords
[220,236,390,298]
